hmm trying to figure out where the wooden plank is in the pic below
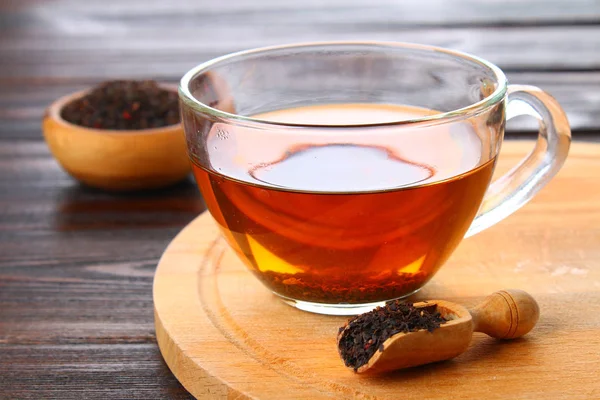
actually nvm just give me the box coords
[505,72,600,132]
[1,73,598,140]
[0,140,201,398]
[0,141,203,339]
[0,142,203,229]
[2,26,600,77]
[1,0,598,27]
[0,344,193,399]
[2,0,600,74]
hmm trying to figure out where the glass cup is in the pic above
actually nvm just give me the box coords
[179,42,570,315]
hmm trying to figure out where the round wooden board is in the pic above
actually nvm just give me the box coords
[154,141,600,400]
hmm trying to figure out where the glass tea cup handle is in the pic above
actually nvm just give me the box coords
[465,85,571,237]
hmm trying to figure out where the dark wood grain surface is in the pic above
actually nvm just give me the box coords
[1,1,598,399]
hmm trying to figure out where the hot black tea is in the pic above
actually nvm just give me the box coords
[192,104,495,304]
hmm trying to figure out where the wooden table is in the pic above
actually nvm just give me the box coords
[0,1,598,399]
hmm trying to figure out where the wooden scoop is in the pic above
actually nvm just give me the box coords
[337,289,540,374]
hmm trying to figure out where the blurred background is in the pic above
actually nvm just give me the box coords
[2,0,599,137]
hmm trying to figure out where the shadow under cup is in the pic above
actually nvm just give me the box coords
[179,42,569,315]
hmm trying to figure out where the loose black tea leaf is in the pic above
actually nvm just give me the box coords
[61,80,179,130]
[338,301,447,371]
[258,270,428,304]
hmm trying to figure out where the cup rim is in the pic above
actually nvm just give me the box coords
[179,41,508,129]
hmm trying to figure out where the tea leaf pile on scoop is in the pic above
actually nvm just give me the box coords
[337,301,446,371]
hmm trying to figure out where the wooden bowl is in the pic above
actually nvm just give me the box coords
[42,89,191,191]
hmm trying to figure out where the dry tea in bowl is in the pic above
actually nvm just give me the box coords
[43,79,190,191]
[61,80,180,130]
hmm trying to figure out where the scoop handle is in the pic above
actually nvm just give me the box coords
[469,289,540,339]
